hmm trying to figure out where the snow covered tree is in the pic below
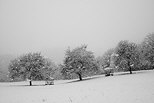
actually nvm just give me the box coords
[8,52,54,86]
[96,48,115,69]
[140,33,154,69]
[62,45,98,81]
[41,58,57,80]
[115,40,139,74]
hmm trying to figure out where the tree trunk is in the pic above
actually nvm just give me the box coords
[128,62,132,74]
[29,80,32,86]
[130,68,132,74]
[77,73,82,81]
[129,66,132,74]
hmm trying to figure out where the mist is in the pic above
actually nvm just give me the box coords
[0,0,154,63]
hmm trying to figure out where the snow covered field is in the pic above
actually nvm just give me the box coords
[0,70,154,103]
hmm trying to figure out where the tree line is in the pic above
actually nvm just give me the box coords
[8,33,154,85]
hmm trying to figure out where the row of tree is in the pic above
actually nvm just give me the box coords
[8,33,154,85]
[97,33,154,74]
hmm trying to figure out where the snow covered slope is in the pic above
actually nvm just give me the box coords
[0,70,154,103]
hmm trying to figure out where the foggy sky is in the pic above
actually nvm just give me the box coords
[0,0,154,63]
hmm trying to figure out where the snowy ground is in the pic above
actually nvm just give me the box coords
[0,70,154,103]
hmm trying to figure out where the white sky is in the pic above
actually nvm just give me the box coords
[0,0,154,63]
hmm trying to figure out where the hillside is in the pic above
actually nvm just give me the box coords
[0,70,154,103]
